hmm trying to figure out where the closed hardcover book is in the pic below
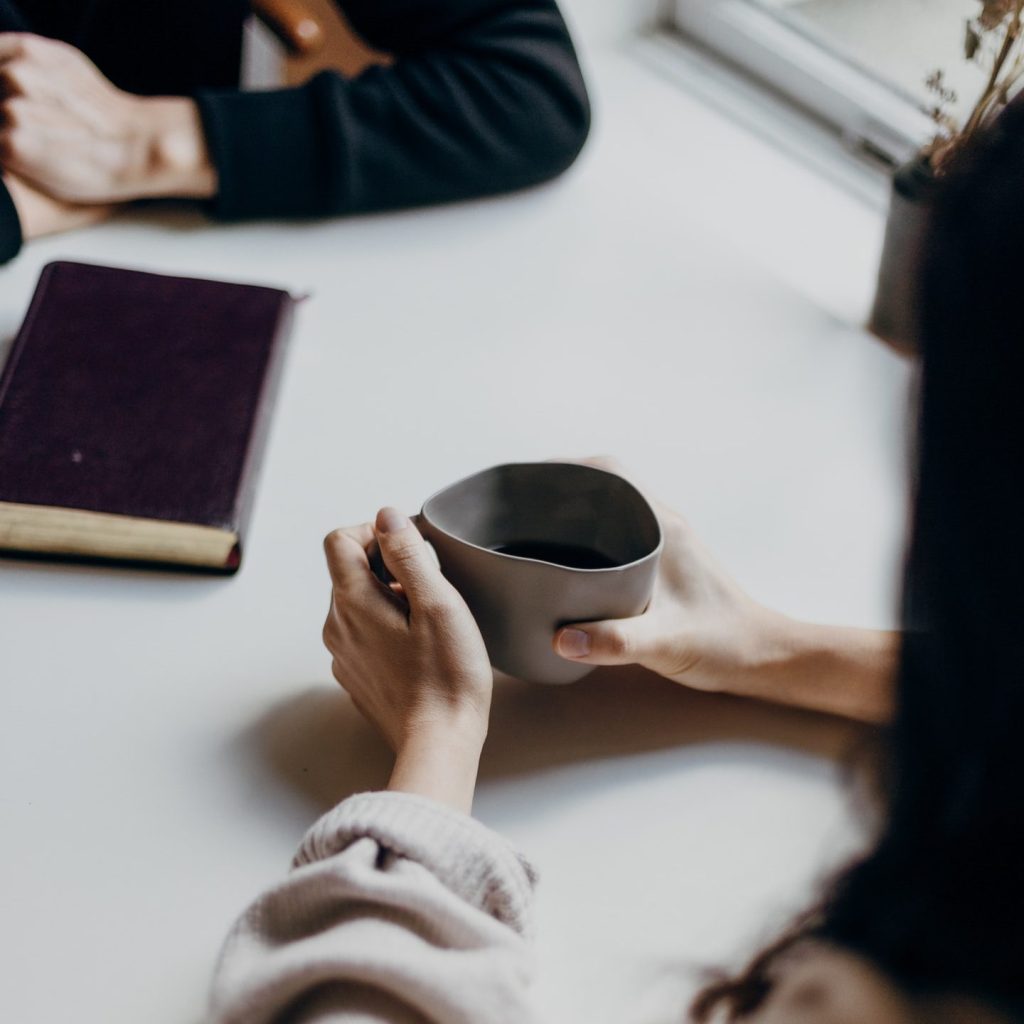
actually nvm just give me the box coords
[0,261,295,573]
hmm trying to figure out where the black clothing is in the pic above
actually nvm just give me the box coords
[0,165,18,263]
[0,0,589,263]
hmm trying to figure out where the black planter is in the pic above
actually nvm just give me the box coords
[868,155,937,352]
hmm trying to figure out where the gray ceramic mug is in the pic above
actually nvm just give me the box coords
[416,462,663,684]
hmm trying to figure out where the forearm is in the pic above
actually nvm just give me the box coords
[196,0,589,221]
[730,612,898,724]
[336,0,571,57]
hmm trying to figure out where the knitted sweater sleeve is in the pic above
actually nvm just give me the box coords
[208,791,544,1024]
[194,0,589,220]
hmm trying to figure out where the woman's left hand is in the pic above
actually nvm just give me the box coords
[323,508,493,812]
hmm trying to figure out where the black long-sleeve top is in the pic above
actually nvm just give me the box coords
[0,0,590,263]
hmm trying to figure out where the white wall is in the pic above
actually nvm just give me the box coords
[559,0,667,48]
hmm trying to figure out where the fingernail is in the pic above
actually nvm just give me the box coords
[377,507,411,534]
[558,628,591,658]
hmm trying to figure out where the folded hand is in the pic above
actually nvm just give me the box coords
[323,508,493,753]
[0,33,215,204]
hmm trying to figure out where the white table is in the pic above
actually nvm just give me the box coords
[0,43,911,1024]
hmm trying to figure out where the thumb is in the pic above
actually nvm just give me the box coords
[554,615,654,667]
[374,507,444,608]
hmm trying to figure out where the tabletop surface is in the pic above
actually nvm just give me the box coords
[0,42,911,1024]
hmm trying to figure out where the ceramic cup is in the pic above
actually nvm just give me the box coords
[417,462,663,684]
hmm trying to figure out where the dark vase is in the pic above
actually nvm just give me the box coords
[868,154,937,352]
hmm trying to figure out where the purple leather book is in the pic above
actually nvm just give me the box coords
[0,261,295,573]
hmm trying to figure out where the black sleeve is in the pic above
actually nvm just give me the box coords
[0,178,23,264]
[194,0,590,220]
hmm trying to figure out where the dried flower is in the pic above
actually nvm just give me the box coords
[926,0,1024,172]
[978,0,1017,31]
[925,69,958,106]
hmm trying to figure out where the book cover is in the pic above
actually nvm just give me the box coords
[0,260,296,573]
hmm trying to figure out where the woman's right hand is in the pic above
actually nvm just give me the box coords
[553,461,776,694]
[553,459,896,722]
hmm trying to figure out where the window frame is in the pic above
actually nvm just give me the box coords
[670,0,937,168]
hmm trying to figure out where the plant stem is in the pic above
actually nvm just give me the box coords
[961,4,1023,144]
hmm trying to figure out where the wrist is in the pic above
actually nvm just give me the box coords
[389,713,488,815]
[725,609,818,698]
[677,604,801,697]
[727,612,897,723]
[135,97,217,200]
[401,705,489,760]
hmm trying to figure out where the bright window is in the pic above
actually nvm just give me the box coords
[670,0,992,166]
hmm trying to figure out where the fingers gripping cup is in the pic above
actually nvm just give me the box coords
[417,463,663,684]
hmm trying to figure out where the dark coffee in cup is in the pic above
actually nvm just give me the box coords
[417,462,662,684]
[488,540,620,570]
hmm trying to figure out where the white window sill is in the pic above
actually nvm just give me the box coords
[584,30,895,323]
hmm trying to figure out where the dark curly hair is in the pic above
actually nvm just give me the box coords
[692,97,1024,1022]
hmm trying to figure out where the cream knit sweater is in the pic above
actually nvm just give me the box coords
[208,791,544,1024]
[207,792,1013,1024]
